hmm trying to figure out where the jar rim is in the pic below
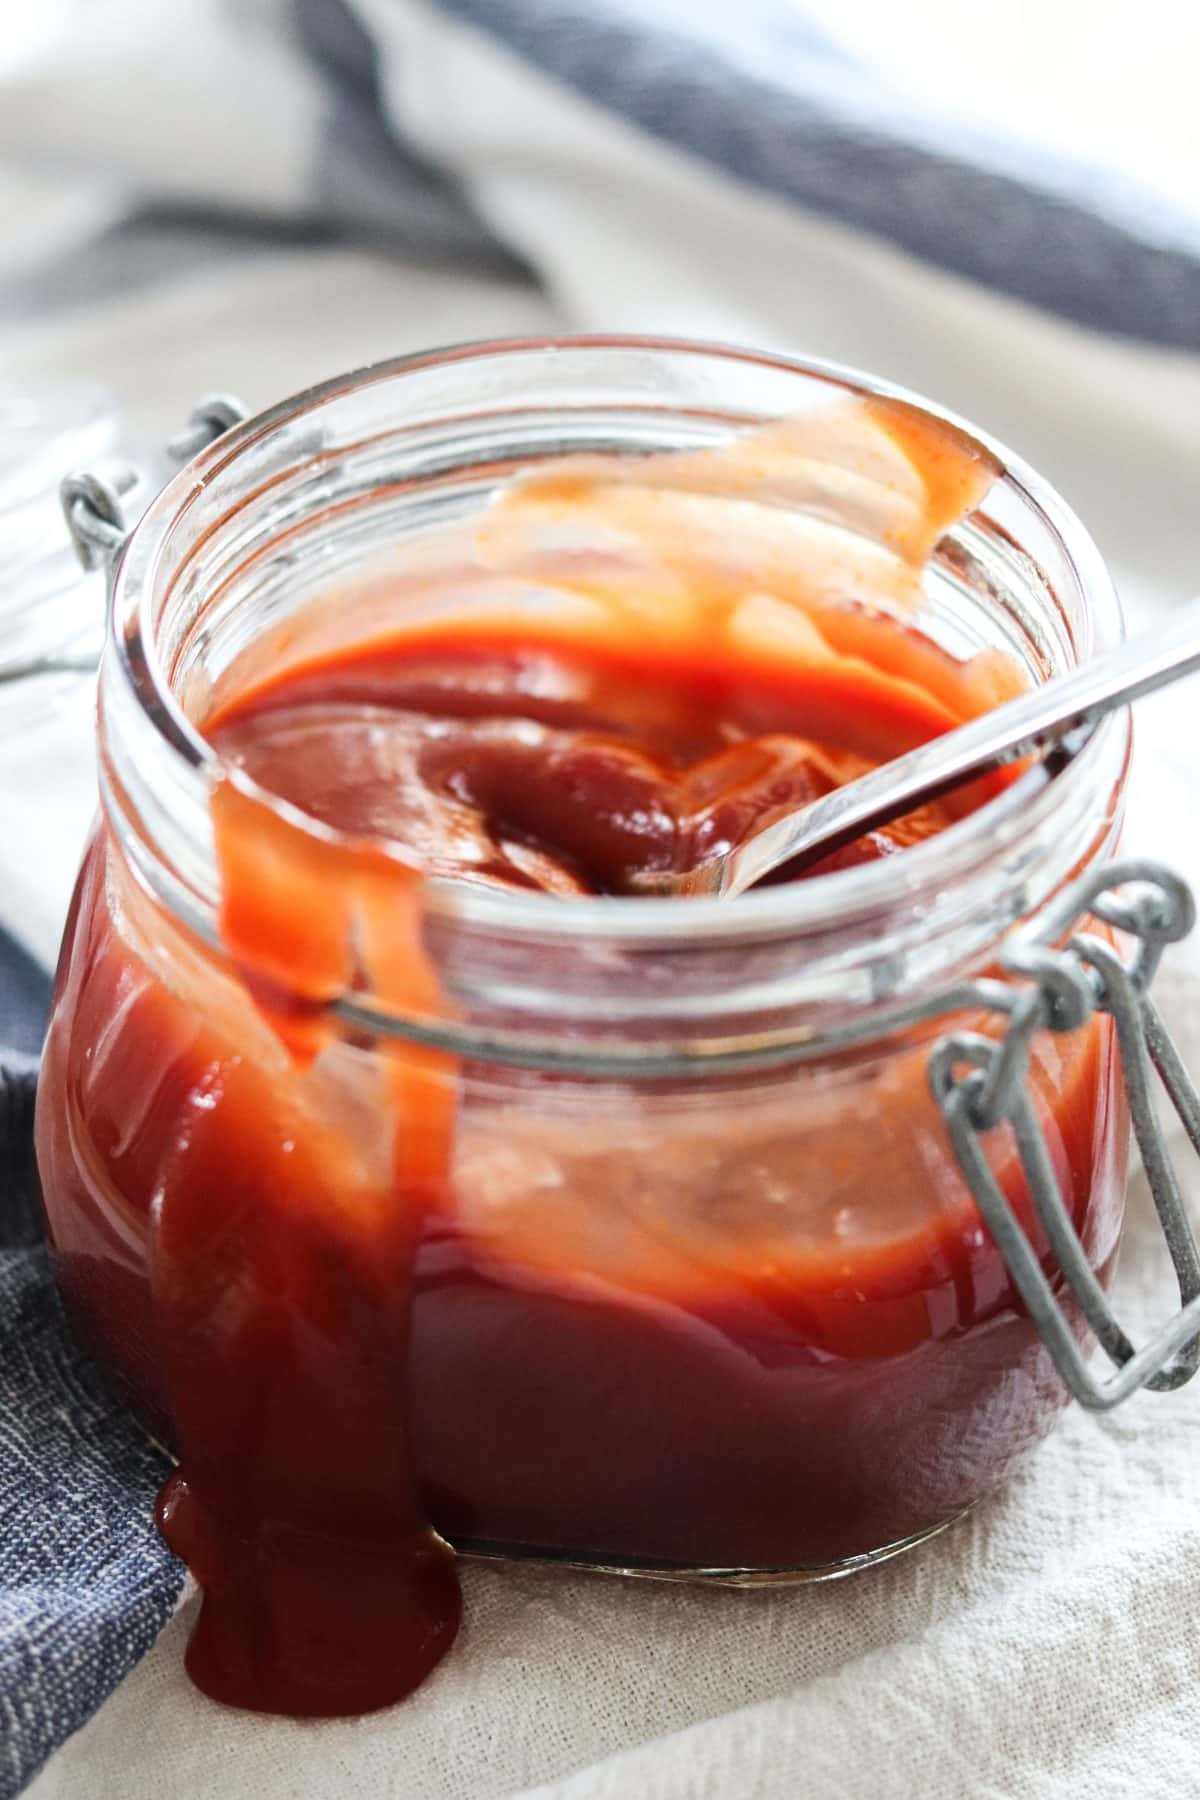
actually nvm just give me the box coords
[106,334,1125,962]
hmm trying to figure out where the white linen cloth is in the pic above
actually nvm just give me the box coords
[5,3,1200,1795]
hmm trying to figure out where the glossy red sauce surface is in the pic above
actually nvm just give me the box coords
[35,404,1126,1719]
[207,627,987,894]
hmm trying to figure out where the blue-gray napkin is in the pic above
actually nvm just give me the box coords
[10,2,1197,351]
[0,933,184,1800]
[300,0,1200,350]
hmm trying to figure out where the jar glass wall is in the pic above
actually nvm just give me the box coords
[36,340,1130,1579]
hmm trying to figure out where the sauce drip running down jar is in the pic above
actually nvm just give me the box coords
[35,340,1139,1717]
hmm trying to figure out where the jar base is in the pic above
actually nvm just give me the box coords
[455,1511,968,1587]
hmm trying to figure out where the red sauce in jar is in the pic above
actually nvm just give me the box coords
[35,403,1127,1719]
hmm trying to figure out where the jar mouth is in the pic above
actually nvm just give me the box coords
[100,333,1129,993]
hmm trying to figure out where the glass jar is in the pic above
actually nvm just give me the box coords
[36,338,1131,1582]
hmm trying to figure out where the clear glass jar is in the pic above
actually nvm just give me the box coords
[36,338,1130,1582]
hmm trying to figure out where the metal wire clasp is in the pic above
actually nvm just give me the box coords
[60,392,247,581]
[929,858,1200,1410]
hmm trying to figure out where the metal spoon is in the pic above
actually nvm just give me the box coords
[635,602,1200,900]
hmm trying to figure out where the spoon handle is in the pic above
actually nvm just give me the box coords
[713,600,1200,899]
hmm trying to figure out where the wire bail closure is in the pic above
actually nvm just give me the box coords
[929,858,1200,1410]
[60,392,247,583]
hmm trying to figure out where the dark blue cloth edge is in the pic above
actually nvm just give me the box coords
[1,949,185,1800]
[431,0,1200,350]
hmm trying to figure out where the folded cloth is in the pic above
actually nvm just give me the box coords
[0,936,52,1061]
[331,0,1200,348]
[4,0,1200,349]
[0,938,183,1800]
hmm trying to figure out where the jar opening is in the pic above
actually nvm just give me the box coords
[100,337,1128,1060]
